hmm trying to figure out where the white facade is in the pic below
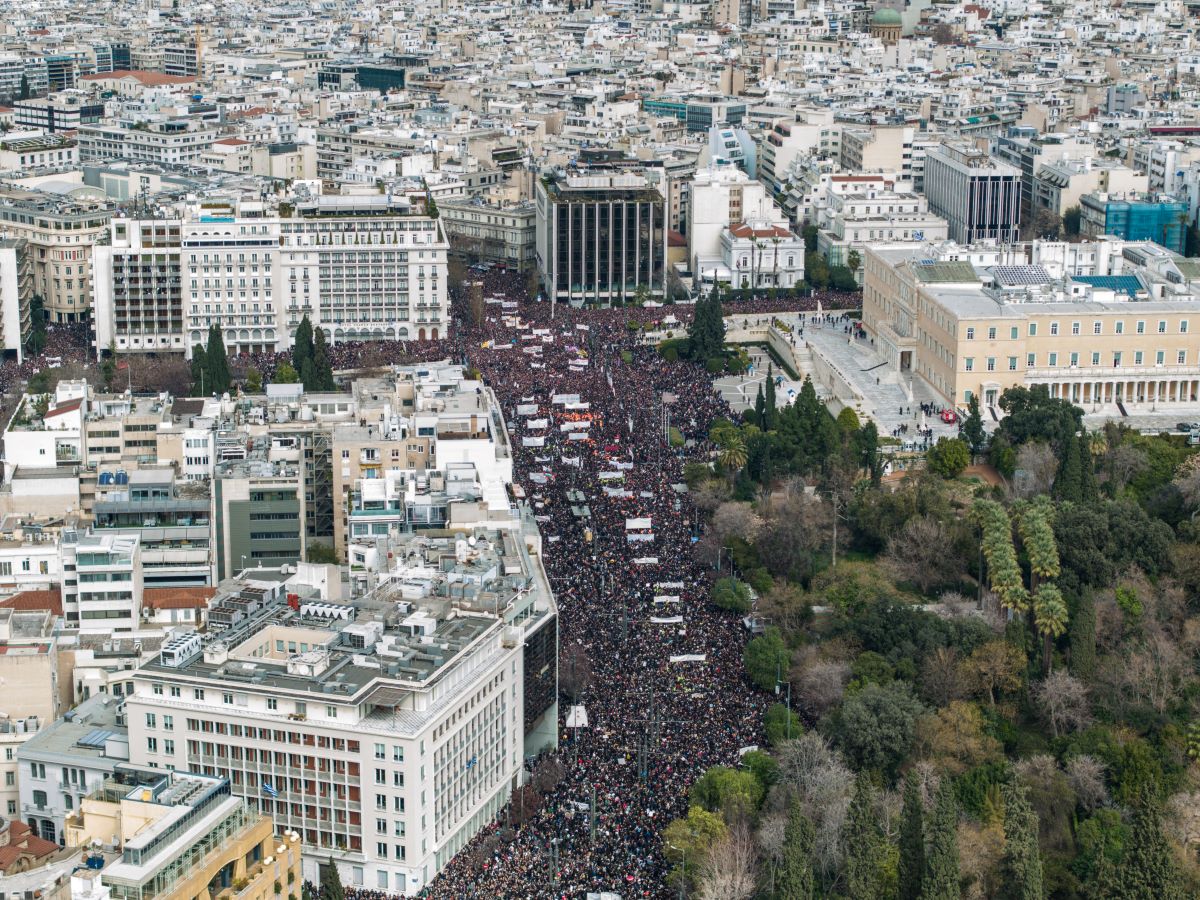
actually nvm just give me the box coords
[64,533,143,632]
[689,164,788,275]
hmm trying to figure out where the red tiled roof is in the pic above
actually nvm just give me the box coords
[0,822,60,872]
[729,223,793,239]
[0,589,62,616]
[82,70,196,86]
[667,229,687,248]
[144,587,215,610]
[213,138,251,146]
[44,398,83,419]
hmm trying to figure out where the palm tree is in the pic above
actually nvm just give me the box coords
[753,239,765,292]
[1032,583,1068,674]
[1016,499,1060,593]
[770,236,782,287]
[716,431,748,473]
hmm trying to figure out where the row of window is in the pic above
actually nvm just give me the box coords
[964,350,1194,371]
[966,319,1188,340]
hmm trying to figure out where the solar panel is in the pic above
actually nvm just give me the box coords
[76,729,114,749]
[993,265,1051,285]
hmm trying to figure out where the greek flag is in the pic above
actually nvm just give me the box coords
[465,756,477,771]
[262,781,279,798]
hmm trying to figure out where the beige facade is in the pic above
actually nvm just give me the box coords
[863,244,1200,408]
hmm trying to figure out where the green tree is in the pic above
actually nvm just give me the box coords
[1032,583,1068,674]
[319,860,345,900]
[921,782,960,900]
[778,799,815,900]
[1063,206,1081,236]
[754,384,766,428]
[960,394,986,461]
[846,774,888,899]
[801,224,819,253]
[17,74,29,101]
[688,286,726,361]
[1001,782,1044,900]
[927,437,970,479]
[190,344,208,396]
[313,327,335,390]
[663,806,727,893]
[712,577,752,613]
[764,365,777,430]
[102,341,117,391]
[245,367,263,393]
[836,681,926,778]
[274,362,299,384]
[293,315,314,375]
[1068,588,1096,679]
[205,325,230,395]
[765,702,802,746]
[1056,430,1082,501]
[1117,792,1186,900]
[899,771,925,900]
[743,626,789,692]
[689,766,765,819]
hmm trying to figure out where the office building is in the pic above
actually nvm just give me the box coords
[439,198,537,272]
[125,524,557,894]
[12,93,104,133]
[924,143,1022,244]
[535,171,666,305]
[211,453,306,582]
[1080,192,1189,254]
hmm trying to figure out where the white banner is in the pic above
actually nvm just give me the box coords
[598,471,624,481]
[654,582,685,591]
[626,533,655,542]
[516,404,539,416]
[634,557,659,565]
[561,421,590,432]
[626,518,653,530]
[526,418,549,430]
[651,616,684,624]
[670,654,707,664]
[654,595,681,605]
[522,436,545,447]
[552,393,581,405]
[564,402,591,411]
[568,432,589,441]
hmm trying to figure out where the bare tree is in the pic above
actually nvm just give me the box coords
[1065,755,1109,812]
[1104,443,1149,492]
[770,732,854,877]
[711,501,763,548]
[533,756,565,794]
[1119,632,1187,715]
[1013,442,1058,498]
[758,582,811,636]
[559,643,593,702]
[882,515,959,593]
[920,646,965,706]
[755,495,834,583]
[796,659,851,717]
[695,823,757,900]
[1033,670,1092,738]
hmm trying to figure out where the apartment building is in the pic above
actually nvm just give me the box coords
[125,527,558,894]
[839,125,914,180]
[17,692,129,845]
[66,769,303,900]
[1080,192,1189,254]
[76,120,218,166]
[439,198,537,272]
[816,189,948,268]
[0,134,78,172]
[862,242,1200,409]
[924,143,1022,244]
[12,93,104,133]
[211,454,306,583]
[689,164,787,276]
[0,188,112,324]
[91,218,185,355]
[0,237,32,362]
[535,171,666,305]
[62,532,144,632]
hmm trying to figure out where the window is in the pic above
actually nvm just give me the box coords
[1157,351,1165,365]
[375,769,386,785]
[987,327,996,340]
[1182,320,1189,334]
[326,705,337,718]
[267,698,277,711]
[1072,322,1080,335]
[376,794,387,810]
[5,801,14,816]
[153,683,163,695]
[1093,321,1102,335]
[1010,326,1018,340]
[377,818,388,834]
[1008,357,1017,371]
[1135,351,1144,365]
[0,562,9,577]
[164,739,174,754]
[1048,352,1058,366]
[1028,323,1037,336]
[1091,352,1100,365]
[375,744,386,760]
[1070,352,1079,367]
[222,692,233,705]
[393,746,404,763]
[32,789,46,808]
[1179,351,1187,365]
[393,771,403,787]
[1115,321,1124,334]
[964,358,974,372]
[163,715,173,731]
[4,772,12,787]
[1114,352,1122,366]
[1137,320,1146,334]
[1159,321,1167,334]
[986,358,996,372]
[193,689,204,700]
[1050,322,1059,336]
[1027,353,1035,367]
[147,737,158,752]
[376,843,388,859]
[145,714,156,728]
[966,327,974,340]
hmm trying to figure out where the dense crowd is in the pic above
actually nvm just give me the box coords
[407,280,791,899]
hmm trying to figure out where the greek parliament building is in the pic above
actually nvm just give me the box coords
[862,240,1200,411]
[535,170,667,306]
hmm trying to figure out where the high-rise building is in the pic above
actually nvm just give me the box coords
[924,143,1022,244]
[535,171,666,306]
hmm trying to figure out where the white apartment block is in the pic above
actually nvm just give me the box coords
[94,197,450,357]
[125,526,557,895]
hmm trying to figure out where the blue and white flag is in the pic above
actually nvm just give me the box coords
[262,781,279,798]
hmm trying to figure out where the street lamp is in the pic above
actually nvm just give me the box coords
[667,842,687,900]
[775,660,792,740]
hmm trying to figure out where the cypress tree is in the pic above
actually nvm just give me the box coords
[921,781,960,900]
[1078,428,1098,501]
[1001,782,1044,900]
[765,363,777,429]
[313,326,334,391]
[1069,588,1096,680]
[960,393,986,461]
[293,315,314,374]
[204,326,230,394]
[754,384,766,428]
[190,344,208,396]
[778,798,815,900]
[899,771,925,900]
[1055,430,1081,501]
[846,774,885,899]
[319,859,345,900]
[1117,791,1186,900]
